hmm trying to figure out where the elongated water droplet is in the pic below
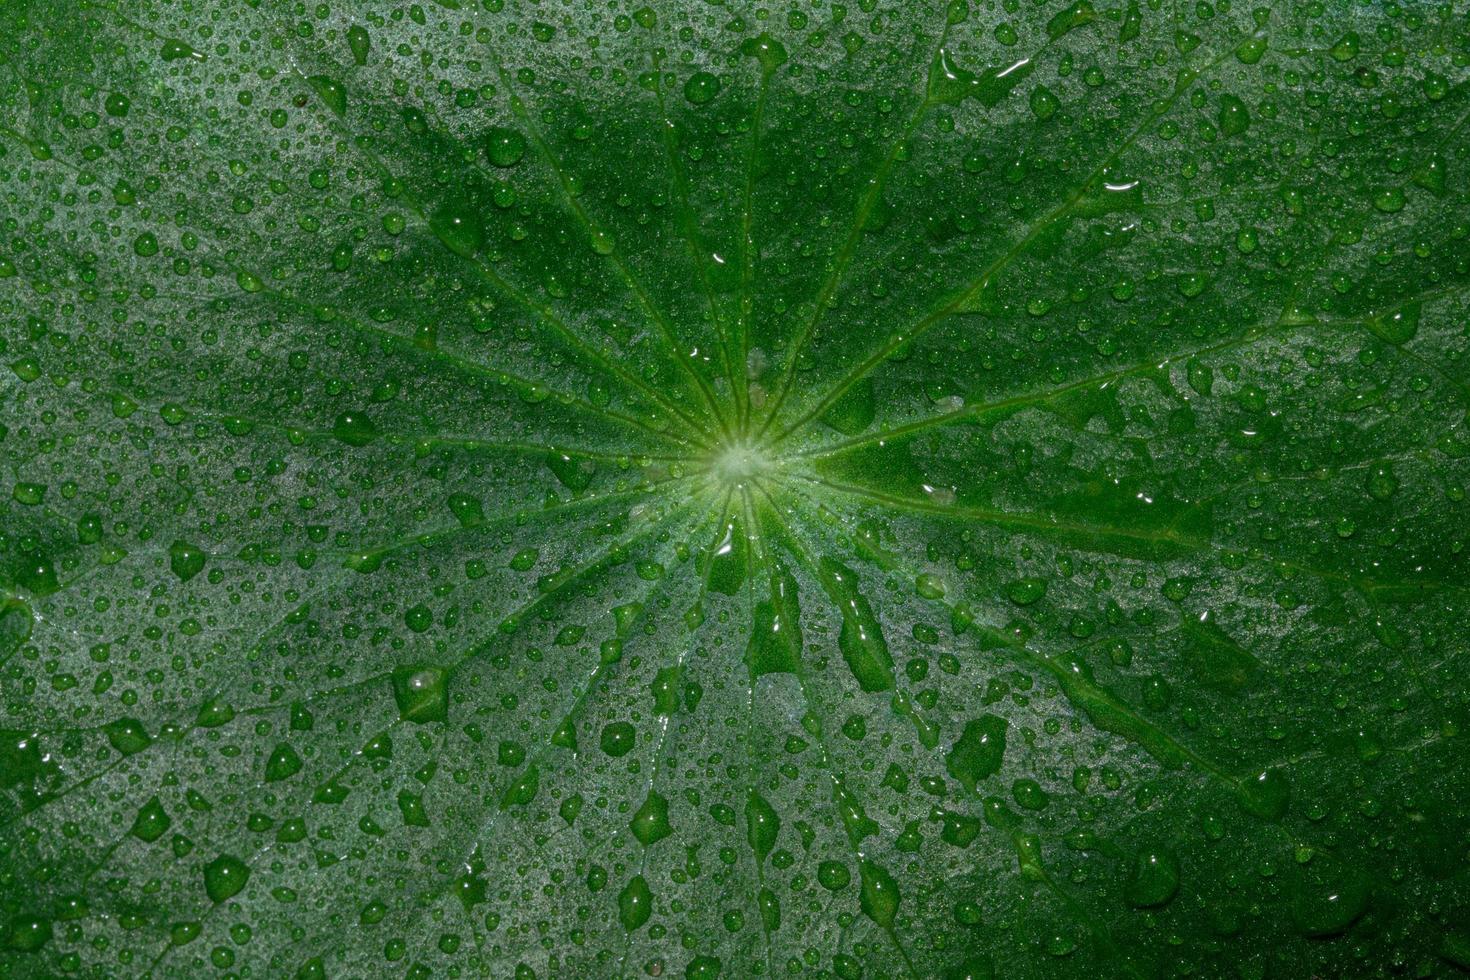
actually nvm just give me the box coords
[858,859,900,928]
[618,874,653,931]
[347,24,371,64]
[819,557,894,692]
[746,791,779,863]
[307,75,346,117]
[160,39,204,62]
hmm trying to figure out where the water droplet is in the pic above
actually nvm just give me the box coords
[630,791,673,846]
[1235,35,1268,64]
[404,604,432,633]
[1372,187,1405,213]
[392,667,448,723]
[104,717,151,755]
[430,206,483,258]
[169,540,206,582]
[332,411,378,447]
[817,860,851,891]
[1238,767,1290,819]
[347,24,371,64]
[264,743,303,781]
[547,451,596,491]
[758,886,781,931]
[160,39,204,62]
[1366,464,1398,501]
[307,75,346,117]
[589,230,615,255]
[945,715,1008,793]
[739,33,789,72]
[857,859,900,928]
[203,854,250,903]
[1289,857,1371,936]
[1004,577,1047,605]
[447,492,485,526]
[683,71,721,105]
[1029,84,1059,120]
[833,780,879,844]
[501,764,540,807]
[1218,94,1250,136]
[485,126,527,167]
[819,557,894,692]
[1329,31,1360,62]
[1011,778,1049,811]
[16,557,59,597]
[685,955,722,979]
[705,515,748,595]
[746,791,779,863]
[651,666,682,715]
[130,797,172,842]
[618,874,653,931]
[1045,1,1096,39]
[1413,155,1446,195]
[1124,848,1180,907]
[1366,303,1419,345]
[600,721,636,757]
[196,699,235,728]
[5,915,52,952]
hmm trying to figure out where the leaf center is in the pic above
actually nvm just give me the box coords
[709,439,774,488]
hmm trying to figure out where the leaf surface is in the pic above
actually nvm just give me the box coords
[2,1,1469,977]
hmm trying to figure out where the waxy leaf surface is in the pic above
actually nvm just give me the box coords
[2,0,1469,977]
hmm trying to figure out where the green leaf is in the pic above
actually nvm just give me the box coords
[1,1,1468,977]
